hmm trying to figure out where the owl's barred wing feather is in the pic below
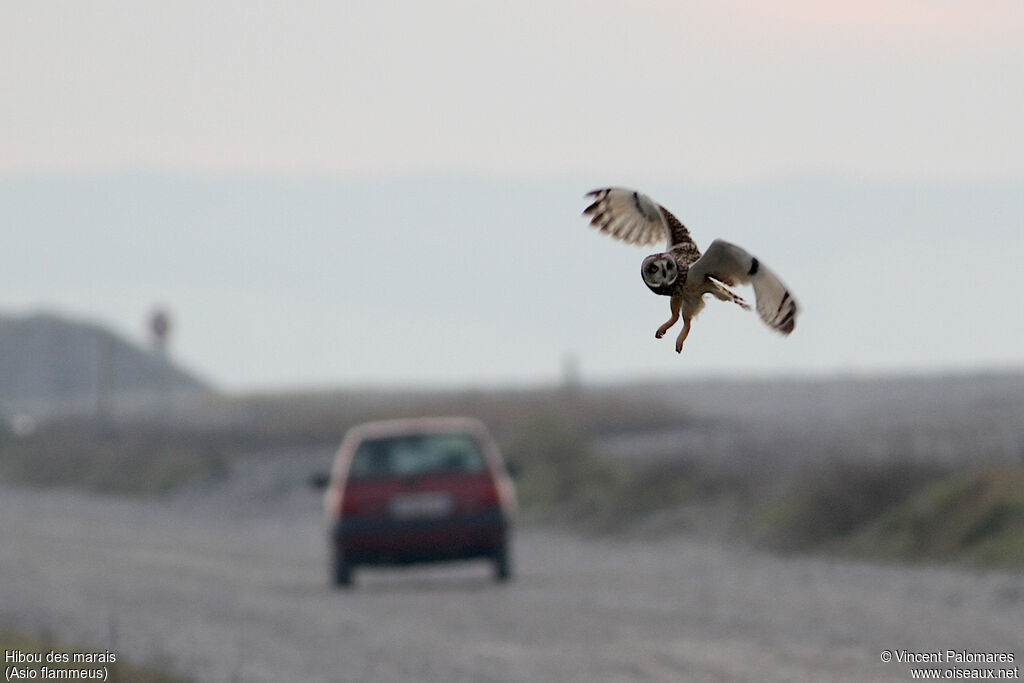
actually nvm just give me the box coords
[583,188,701,260]
[583,188,664,246]
[689,239,799,335]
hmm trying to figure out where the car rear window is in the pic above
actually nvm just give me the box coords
[348,433,487,480]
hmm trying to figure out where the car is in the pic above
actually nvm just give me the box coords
[316,417,517,588]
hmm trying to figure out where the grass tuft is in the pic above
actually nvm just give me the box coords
[845,466,1024,567]
[752,457,948,552]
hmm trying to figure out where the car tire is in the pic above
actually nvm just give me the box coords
[331,548,354,589]
[492,543,512,582]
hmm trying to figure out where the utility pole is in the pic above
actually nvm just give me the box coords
[148,308,172,421]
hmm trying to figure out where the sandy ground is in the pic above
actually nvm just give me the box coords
[2,449,1023,682]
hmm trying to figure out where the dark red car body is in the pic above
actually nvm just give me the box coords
[322,417,516,587]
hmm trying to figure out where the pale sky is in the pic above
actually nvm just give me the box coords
[4,1,1023,183]
[2,2,1023,389]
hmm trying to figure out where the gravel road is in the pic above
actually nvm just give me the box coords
[2,449,1023,682]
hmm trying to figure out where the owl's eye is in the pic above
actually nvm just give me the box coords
[646,264,657,273]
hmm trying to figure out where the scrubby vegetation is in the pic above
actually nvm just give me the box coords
[0,424,228,495]
[501,415,751,535]
[196,385,686,445]
[843,466,1024,567]
[502,416,633,530]
[746,458,1024,569]
[0,387,684,498]
[501,415,1024,569]
[752,457,952,551]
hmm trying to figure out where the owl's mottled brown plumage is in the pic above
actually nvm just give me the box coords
[582,187,799,353]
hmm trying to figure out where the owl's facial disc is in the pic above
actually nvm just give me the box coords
[641,253,678,289]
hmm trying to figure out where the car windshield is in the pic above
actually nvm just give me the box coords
[349,433,487,479]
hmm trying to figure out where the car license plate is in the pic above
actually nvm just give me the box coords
[389,492,454,519]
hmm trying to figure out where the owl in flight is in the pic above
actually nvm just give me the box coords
[582,187,798,353]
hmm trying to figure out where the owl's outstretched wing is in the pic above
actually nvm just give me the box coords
[583,188,701,262]
[688,239,799,335]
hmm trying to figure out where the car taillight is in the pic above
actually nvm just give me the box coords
[341,492,361,516]
[471,481,501,510]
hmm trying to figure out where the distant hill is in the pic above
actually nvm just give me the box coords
[0,312,210,420]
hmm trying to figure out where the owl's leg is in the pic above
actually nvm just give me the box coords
[675,317,692,353]
[655,296,682,339]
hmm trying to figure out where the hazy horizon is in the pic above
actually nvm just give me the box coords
[3,1,1022,390]
[4,171,1022,391]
